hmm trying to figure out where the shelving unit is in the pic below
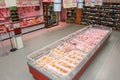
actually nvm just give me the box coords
[81,3,120,31]
[81,6,90,25]
[43,2,57,27]
[66,8,76,23]
[107,4,120,30]
[0,5,45,40]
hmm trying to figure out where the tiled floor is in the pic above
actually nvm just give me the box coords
[0,22,120,80]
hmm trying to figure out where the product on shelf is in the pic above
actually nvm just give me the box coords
[35,53,57,68]
[0,8,10,18]
[20,16,44,27]
[50,48,67,57]
[0,26,7,33]
[57,60,74,70]
[67,54,83,62]
[45,60,70,77]
[43,2,57,27]
[82,3,120,30]
[66,8,76,23]
[57,42,76,52]
[69,50,86,59]
[61,57,79,66]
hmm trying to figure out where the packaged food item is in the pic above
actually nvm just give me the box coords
[57,60,74,70]
[50,48,67,57]
[57,42,76,53]
[46,61,70,76]
[61,57,78,65]
[35,54,56,68]
[69,50,86,58]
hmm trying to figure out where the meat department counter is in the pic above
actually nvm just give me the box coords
[27,25,112,80]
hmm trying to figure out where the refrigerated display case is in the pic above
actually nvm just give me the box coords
[0,5,45,40]
[19,15,44,28]
[27,25,112,80]
[18,5,45,29]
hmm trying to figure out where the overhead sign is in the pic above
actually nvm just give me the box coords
[0,0,6,8]
[95,0,103,5]
[85,0,92,6]
[16,0,40,7]
[63,0,77,8]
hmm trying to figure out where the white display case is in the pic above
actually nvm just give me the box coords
[27,25,112,80]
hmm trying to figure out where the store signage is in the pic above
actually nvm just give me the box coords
[42,0,53,2]
[78,0,84,8]
[85,0,96,7]
[5,0,17,7]
[63,0,77,8]
[0,0,6,8]
[16,0,40,7]
[85,0,103,6]
[78,3,83,8]
[73,0,77,3]
[54,0,61,12]
[95,0,103,5]
[85,0,92,6]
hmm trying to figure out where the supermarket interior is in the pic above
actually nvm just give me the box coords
[0,0,120,80]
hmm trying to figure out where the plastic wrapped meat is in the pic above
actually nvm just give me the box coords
[76,43,92,52]
[50,48,68,57]
[35,54,57,68]
[57,42,76,52]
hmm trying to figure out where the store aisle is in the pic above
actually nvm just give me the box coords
[0,23,120,80]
